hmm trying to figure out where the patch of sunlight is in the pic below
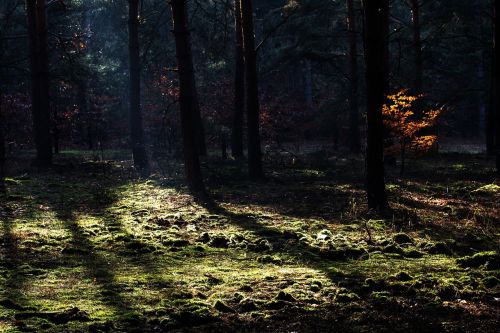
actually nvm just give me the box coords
[10,212,72,244]
[300,169,326,177]
[111,181,193,215]
[0,321,14,332]
[451,164,467,171]
[472,184,500,194]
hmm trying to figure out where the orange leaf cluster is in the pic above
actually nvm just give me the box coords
[383,89,442,155]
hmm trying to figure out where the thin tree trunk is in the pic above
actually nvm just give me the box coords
[0,97,5,179]
[231,0,245,159]
[494,0,500,172]
[53,105,59,154]
[240,0,264,179]
[363,0,389,211]
[400,140,406,175]
[411,0,423,95]
[487,2,495,154]
[303,58,313,108]
[128,0,149,171]
[347,0,360,153]
[27,0,52,167]
[171,0,205,193]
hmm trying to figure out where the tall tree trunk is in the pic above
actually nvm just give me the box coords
[411,0,423,95]
[363,0,389,211]
[171,0,205,193]
[240,0,264,179]
[0,98,5,179]
[27,0,52,167]
[128,0,149,171]
[53,105,59,154]
[347,0,360,153]
[231,0,245,159]
[495,0,500,172]
[303,58,313,108]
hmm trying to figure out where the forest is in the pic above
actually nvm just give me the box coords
[0,0,499,332]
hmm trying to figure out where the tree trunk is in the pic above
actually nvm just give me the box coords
[27,0,52,167]
[347,0,361,153]
[400,140,406,176]
[231,0,245,159]
[495,0,500,172]
[363,0,389,211]
[411,0,423,95]
[128,0,149,171]
[171,0,205,193]
[0,98,5,179]
[240,0,264,179]
[53,105,59,154]
[303,58,313,108]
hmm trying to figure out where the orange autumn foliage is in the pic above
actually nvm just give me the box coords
[383,90,443,171]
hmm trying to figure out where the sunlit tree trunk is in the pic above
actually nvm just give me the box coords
[347,0,360,153]
[128,0,149,171]
[171,0,205,193]
[363,0,389,211]
[240,0,264,179]
[27,0,52,166]
[231,0,245,159]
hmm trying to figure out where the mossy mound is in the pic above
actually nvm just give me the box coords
[457,251,499,269]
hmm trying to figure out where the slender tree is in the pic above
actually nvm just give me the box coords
[27,0,52,166]
[128,0,149,171]
[0,99,5,179]
[495,0,500,172]
[240,0,264,179]
[170,0,205,193]
[347,0,360,153]
[231,0,245,159]
[410,0,423,95]
[363,0,389,211]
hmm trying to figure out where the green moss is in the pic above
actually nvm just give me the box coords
[482,276,500,288]
[393,233,413,244]
[394,271,413,281]
[336,293,360,302]
[457,251,499,269]
[0,153,497,331]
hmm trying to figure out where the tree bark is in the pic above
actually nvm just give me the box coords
[411,0,423,95]
[27,0,52,167]
[347,0,360,153]
[495,0,500,172]
[303,58,313,108]
[363,0,389,211]
[240,0,264,179]
[231,0,245,159]
[171,0,205,193]
[0,97,5,179]
[128,0,149,171]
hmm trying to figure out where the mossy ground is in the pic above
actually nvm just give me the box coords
[0,151,498,332]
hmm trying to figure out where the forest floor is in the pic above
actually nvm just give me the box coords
[0,150,499,332]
